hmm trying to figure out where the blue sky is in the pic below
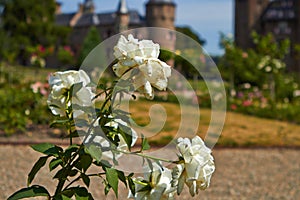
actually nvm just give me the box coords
[59,0,233,56]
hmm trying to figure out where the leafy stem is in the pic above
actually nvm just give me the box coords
[112,149,177,164]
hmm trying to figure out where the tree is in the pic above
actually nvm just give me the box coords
[219,31,291,102]
[218,33,263,90]
[252,31,290,101]
[173,26,206,79]
[0,0,69,64]
[78,26,102,65]
[176,26,206,46]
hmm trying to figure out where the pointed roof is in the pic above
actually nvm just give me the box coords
[84,0,94,8]
[117,0,128,14]
[149,0,174,3]
[147,0,176,6]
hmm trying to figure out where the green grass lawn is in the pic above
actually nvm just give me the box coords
[2,65,299,147]
[124,99,300,147]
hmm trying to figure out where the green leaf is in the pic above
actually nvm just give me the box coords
[74,187,93,200]
[106,168,119,198]
[137,184,152,192]
[54,168,67,180]
[64,144,80,158]
[62,187,93,200]
[141,134,150,151]
[7,185,50,200]
[146,159,153,171]
[71,82,83,94]
[70,130,87,138]
[104,185,110,196]
[50,119,70,128]
[49,158,63,171]
[127,176,135,196]
[31,143,62,157]
[80,154,92,172]
[117,170,127,188]
[53,168,77,179]
[118,124,133,150]
[53,194,73,200]
[27,156,48,186]
[74,119,89,127]
[69,169,78,177]
[61,195,73,200]
[81,173,90,188]
[84,144,102,163]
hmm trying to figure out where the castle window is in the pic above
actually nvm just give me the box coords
[166,31,175,41]
[274,22,291,35]
[107,30,112,37]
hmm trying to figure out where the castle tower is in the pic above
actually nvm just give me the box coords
[115,0,130,33]
[55,1,62,14]
[234,0,269,48]
[146,0,176,30]
[145,0,176,52]
[81,0,95,13]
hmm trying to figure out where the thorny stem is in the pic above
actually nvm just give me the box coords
[133,179,148,186]
[54,179,66,197]
[64,172,106,190]
[113,149,176,164]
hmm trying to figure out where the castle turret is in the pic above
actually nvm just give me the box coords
[55,1,62,14]
[146,0,176,30]
[115,0,130,33]
[145,0,176,53]
[81,0,95,13]
[234,0,269,48]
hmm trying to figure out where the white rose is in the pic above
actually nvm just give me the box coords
[129,162,176,200]
[113,34,171,99]
[47,70,94,116]
[113,34,160,60]
[174,136,215,196]
[265,66,272,73]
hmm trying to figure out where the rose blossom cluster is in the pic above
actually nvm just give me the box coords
[128,136,215,200]
[46,35,215,199]
[113,34,171,100]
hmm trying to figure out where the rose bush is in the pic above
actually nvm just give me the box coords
[8,35,215,200]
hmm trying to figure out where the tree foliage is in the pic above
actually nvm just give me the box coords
[169,26,206,78]
[176,26,206,46]
[79,26,102,64]
[219,32,290,86]
[0,0,69,63]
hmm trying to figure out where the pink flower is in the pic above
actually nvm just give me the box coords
[31,82,42,93]
[242,52,248,58]
[237,92,244,98]
[230,104,237,110]
[38,45,45,53]
[248,92,254,99]
[31,81,49,96]
[242,100,252,107]
[63,46,74,56]
[63,46,71,51]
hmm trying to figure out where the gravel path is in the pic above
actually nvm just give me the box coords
[1,146,299,200]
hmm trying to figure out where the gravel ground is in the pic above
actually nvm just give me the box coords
[1,145,299,200]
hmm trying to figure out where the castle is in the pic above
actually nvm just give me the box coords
[235,0,300,74]
[55,0,176,58]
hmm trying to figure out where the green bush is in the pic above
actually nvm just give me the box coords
[0,66,52,135]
